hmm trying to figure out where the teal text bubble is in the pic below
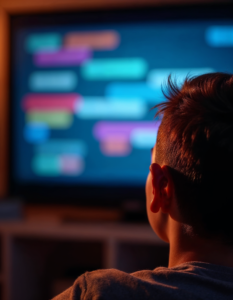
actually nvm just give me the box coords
[32,154,60,176]
[81,58,147,80]
[26,33,61,53]
[36,140,87,156]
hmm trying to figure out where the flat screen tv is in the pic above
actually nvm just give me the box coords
[9,3,233,207]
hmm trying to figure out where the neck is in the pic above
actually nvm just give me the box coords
[168,219,233,268]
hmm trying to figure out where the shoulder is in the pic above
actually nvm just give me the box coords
[52,266,188,300]
[71,268,167,300]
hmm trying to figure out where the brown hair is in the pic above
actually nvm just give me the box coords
[155,73,233,244]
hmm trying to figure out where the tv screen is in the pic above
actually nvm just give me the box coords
[9,4,233,204]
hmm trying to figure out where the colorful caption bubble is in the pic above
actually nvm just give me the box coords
[32,154,84,176]
[26,111,73,129]
[22,94,80,112]
[35,140,87,156]
[93,121,160,156]
[59,155,85,175]
[106,83,164,103]
[26,33,61,53]
[64,31,119,50]
[29,71,77,91]
[76,98,146,119]
[34,48,91,66]
[130,128,158,148]
[94,121,160,141]
[81,58,147,80]
[148,68,214,88]
[100,137,131,157]
[32,154,60,176]
[206,26,233,47]
[24,123,50,143]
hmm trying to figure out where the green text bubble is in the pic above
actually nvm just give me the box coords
[26,111,73,128]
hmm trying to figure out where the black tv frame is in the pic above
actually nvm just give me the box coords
[8,3,233,207]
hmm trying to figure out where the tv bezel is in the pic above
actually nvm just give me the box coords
[8,3,233,206]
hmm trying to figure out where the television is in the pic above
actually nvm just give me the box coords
[9,3,233,207]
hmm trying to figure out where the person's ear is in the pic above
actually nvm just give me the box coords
[149,164,173,214]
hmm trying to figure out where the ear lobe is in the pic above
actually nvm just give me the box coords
[161,165,173,201]
[149,163,163,213]
[150,193,161,213]
[149,164,173,214]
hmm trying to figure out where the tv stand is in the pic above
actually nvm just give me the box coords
[0,220,168,300]
[24,205,124,223]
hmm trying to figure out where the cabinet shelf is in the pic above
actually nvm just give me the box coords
[0,221,168,300]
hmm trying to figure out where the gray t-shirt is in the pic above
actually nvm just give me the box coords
[52,262,233,300]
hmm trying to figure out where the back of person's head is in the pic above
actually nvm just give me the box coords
[155,72,233,245]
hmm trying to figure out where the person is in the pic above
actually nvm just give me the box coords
[53,73,233,300]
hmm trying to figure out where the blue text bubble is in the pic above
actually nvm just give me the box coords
[76,98,147,119]
[206,26,233,47]
[29,71,77,91]
[106,83,164,103]
[24,123,49,143]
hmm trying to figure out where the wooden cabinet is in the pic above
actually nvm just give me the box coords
[0,221,168,300]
